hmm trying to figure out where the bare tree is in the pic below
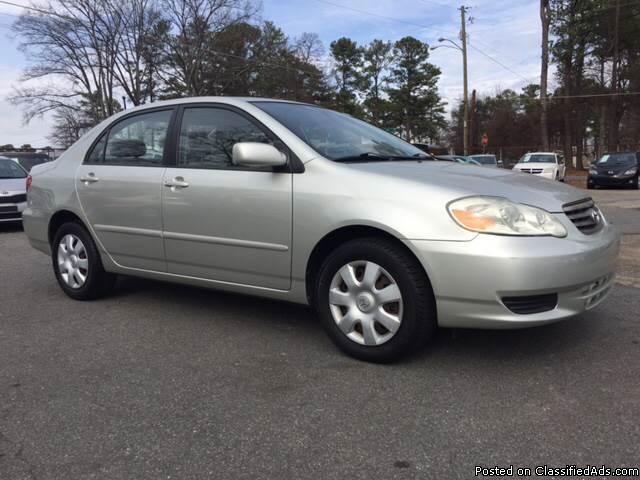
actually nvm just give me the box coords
[106,0,168,105]
[11,0,122,122]
[294,32,324,63]
[159,0,260,95]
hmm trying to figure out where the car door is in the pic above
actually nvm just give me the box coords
[161,105,292,290]
[75,108,175,271]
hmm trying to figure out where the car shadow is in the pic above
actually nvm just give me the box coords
[0,222,24,234]
[110,275,603,366]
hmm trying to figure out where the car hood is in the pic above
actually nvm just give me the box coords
[343,161,586,212]
[593,163,636,174]
[513,162,556,169]
[0,177,27,193]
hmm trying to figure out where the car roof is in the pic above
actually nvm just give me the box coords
[121,96,310,114]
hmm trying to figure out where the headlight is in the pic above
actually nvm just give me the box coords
[448,196,567,237]
[623,167,637,176]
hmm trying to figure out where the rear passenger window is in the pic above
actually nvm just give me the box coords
[178,108,272,170]
[86,110,172,166]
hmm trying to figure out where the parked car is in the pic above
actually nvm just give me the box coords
[588,152,639,189]
[468,154,500,167]
[5,152,51,172]
[0,157,28,223]
[23,98,620,362]
[512,152,566,181]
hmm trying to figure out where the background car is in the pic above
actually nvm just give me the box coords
[468,154,500,167]
[588,152,639,189]
[512,152,566,181]
[0,157,28,223]
[5,152,51,172]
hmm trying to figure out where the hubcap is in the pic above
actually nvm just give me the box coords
[328,260,403,346]
[57,234,88,289]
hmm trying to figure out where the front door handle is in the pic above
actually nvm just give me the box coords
[163,176,189,189]
[80,173,99,184]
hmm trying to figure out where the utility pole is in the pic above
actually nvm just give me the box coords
[459,6,470,156]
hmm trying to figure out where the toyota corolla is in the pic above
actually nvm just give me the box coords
[23,98,620,362]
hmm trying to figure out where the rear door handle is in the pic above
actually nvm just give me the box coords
[163,176,189,189]
[80,173,99,184]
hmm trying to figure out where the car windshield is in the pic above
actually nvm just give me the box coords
[0,158,27,178]
[520,153,556,164]
[470,155,497,165]
[597,153,637,166]
[252,102,428,161]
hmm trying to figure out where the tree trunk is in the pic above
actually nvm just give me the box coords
[598,103,607,158]
[539,0,550,151]
[609,0,621,150]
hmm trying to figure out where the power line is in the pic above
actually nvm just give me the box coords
[0,0,59,17]
[418,0,453,8]
[467,42,533,82]
[309,0,460,38]
[549,91,640,100]
[310,0,532,81]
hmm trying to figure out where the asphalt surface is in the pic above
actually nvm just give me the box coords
[1,194,639,479]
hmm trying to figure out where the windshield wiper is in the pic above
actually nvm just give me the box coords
[332,152,393,162]
[333,152,433,163]
[389,153,434,161]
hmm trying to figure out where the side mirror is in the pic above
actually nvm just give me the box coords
[232,142,287,168]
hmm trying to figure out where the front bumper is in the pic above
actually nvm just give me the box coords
[0,201,26,222]
[407,217,620,329]
[513,170,556,180]
[588,174,637,187]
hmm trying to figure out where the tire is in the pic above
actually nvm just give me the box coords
[587,183,594,190]
[633,177,639,190]
[314,237,436,363]
[52,221,115,300]
[555,171,559,181]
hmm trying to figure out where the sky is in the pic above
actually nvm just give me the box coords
[0,0,544,147]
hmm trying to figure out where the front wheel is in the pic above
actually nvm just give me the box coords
[52,222,115,300]
[314,238,436,363]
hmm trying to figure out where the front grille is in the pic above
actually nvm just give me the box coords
[563,198,603,235]
[0,193,27,204]
[0,211,21,220]
[520,168,543,174]
[502,293,558,314]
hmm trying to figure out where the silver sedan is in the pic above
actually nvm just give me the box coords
[23,98,620,362]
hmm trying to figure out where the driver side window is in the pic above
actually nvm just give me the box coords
[178,107,272,170]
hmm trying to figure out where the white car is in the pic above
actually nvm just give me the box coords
[0,157,28,223]
[512,152,566,181]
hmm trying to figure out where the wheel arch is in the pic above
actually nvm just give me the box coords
[304,224,434,304]
[48,209,87,245]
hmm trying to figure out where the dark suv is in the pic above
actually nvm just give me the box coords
[588,152,639,189]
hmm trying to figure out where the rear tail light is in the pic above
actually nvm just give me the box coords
[26,175,33,192]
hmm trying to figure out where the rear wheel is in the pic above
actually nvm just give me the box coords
[633,176,639,190]
[314,237,436,363]
[52,222,115,300]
